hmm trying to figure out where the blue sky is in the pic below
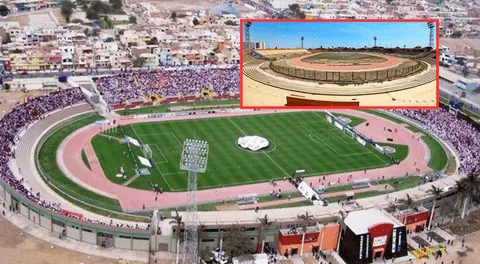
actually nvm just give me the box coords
[244,22,435,48]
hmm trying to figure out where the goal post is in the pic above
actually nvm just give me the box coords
[141,144,153,159]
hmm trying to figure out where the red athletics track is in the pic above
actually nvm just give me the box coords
[61,110,430,212]
[287,53,406,71]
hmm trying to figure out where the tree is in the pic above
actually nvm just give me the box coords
[297,211,314,256]
[192,17,200,26]
[2,33,11,44]
[426,185,443,230]
[60,0,76,22]
[169,211,184,264]
[90,1,112,14]
[86,9,99,20]
[109,0,122,10]
[225,20,237,26]
[171,11,177,21]
[223,226,255,260]
[3,83,10,90]
[147,37,158,45]
[257,215,273,253]
[455,173,480,218]
[398,194,416,216]
[0,5,10,17]
[129,15,137,24]
[463,66,469,78]
[450,31,463,38]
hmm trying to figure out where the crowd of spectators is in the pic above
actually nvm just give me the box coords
[96,67,240,105]
[393,108,480,174]
[0,88,148,230]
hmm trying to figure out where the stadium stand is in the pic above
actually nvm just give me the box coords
[96,67,240,105]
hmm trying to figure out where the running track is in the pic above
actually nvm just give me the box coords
[61,110,430,212]
[287,53,406,71]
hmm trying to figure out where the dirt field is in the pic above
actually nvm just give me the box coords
[442,210,480,237]
[135,0,252,13]
[440,38,480,53]
[0,90,51,115]
[0,216,145,264]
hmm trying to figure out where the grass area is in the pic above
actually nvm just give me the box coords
[260,201,313,210]
[116,100,240,116]
[444,155,457,174]
[81,149,91,171]
[363,110,448,171]
[377,143,409,162]
[374,176,423,191]
[422,134,448,171]
[37,114,149,221]
[94,112,399,192]
[325,190,390,203]
[332,113,366,127]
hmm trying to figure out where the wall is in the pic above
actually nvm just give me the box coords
[277,223,340,255]
[270,59,421,83]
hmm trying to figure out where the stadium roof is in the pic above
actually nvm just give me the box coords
[209,2,240,17]
[343,208,403,235]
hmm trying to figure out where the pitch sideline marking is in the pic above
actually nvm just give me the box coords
[151,143,168,164]
[228,118,289,177]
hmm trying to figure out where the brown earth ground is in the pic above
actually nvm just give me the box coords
[0,216,145,264]
[139,0,252,14]
[0,90,51,114]
[440,38,480,53]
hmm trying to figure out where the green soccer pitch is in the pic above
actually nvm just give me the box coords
[92,112,409,192]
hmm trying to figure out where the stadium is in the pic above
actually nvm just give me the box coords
[1,65,479,264]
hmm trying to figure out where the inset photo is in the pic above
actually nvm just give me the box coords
[240,20,439,109]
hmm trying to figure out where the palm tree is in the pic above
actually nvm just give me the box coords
[170,210,184,264]
[297,211,314,256]
[257,215,273,253]
[398,194,416,224]
[455,173,480,218]
[426,185,443,230]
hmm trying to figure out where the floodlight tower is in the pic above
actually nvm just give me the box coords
[245,22,252,53]
[301,36,304,49]
[373,36,377,47]
[427,22,435,48]
[180,139,209,264]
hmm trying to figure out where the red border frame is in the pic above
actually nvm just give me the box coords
[239,19,440,110]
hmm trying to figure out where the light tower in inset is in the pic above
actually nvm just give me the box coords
[427,22,435,48]
[373,36,377,47]
[245,22,252,53]
[301,36,304,49]
[180,139,209,264]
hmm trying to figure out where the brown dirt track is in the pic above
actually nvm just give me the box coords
[287,52,406,71]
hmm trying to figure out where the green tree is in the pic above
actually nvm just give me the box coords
[451,31,463,38]
[426,185,443,230]
[86,9,99,20]
[109,0,122,10]
[3,83,10,90]
[398,194,416,215]
[147,37,158,45]
[60,0,76,22]
[170,11,177,21]
[223,226,255,260]
[225,20,237,26]
[257,215,273,253]
[463,66,469,78]
[192,17,200,26]
[90,1,112,14]
[455,173,480,218]
[133,57,146,67]
[0,5,10,17]
[129,15,137,24]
